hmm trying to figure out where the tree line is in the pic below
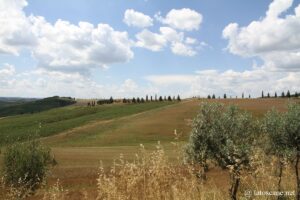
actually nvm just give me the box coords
[87,95,181,106]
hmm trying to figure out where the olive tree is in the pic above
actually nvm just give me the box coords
[185,102,257,200]
[263,102,300,199]
[263,109,291,195]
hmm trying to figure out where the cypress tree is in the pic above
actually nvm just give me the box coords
[224,93,227,99]
[287,90,291,98]
[275,92,277,98]
[262,91,264,98]
[177,95,181,101]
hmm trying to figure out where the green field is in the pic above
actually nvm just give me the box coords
[0,101,174,145]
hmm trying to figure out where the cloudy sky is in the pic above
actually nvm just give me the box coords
[0,0,299,98]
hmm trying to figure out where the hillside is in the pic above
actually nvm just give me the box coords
[0,96,76,117]
[0,101,174,144]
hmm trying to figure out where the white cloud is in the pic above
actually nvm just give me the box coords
[185,37,197,45]
[0,0,36,55]
[135,29,167,51]
[171,42,197,56]
[0,63,16,77]
[146,68,300,98]
[136,27,198,56]
[156,8,203,31]
[123,9,153,28]
[31,17,134,75]
[0,0,134,75]
[223,0,300,71]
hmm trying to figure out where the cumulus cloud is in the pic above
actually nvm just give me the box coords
[223,0,300,71]
[123,9,153,28]
[155,8,203,31]
[31,17,133,75]
[0,0,134,76]
[135,27,198,56]
[0,0,36,55]
[135,29,167,51]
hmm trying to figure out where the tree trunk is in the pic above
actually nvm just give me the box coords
[277,160,283,200]
[295,152,299,200]
[230,174,240,200]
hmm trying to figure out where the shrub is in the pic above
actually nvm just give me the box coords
[185,102,257,200]
[2,140,54,196]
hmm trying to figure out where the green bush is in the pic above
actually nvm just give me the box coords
[2,140,54,193]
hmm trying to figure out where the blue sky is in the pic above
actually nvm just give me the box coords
[0,0,299,98]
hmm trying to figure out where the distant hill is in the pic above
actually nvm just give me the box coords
[0,96,76,117]
[0,97,38,108]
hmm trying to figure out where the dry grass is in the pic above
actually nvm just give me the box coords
[1,141,297,200]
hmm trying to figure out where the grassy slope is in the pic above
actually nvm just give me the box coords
[0,101,174,144]
[43,98,297,147]
[0,96,75,117]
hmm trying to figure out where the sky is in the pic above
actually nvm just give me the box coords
[0,0,299,98]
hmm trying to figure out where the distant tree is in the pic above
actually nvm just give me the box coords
[122,98,127,103]
[249,94,251,99]
[109,96,114,104]
[207,95,211,99]
[212,94,216,99]
[155,94,157,101]
[141,98,145,103]
[146,95,148,102]
[262,90,264,98]
[150,96,153,101]
[287,90,291,98]
[275,92,277,98]
[242,93,244,99]
[87,102,91,106]
[295,92,299,98]
[132,97,136,103]
[159,96,163,101]
[177,95,181,101]
[281,91,285,98]
[137,97,140,103]
[173,96,176,101]
[224,93,227,99]
[168,96,172,101]
[267,93,270,98]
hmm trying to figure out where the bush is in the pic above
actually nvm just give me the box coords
[2,140,54,194]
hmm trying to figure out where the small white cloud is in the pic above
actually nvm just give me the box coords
[171,42,197,57]
[0,63,16,77]
[123,9,153,28]
[135,29,167,51]
[156,8,203,31]
[185,37,197,45]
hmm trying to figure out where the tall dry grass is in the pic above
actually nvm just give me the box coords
[0,141,296,200]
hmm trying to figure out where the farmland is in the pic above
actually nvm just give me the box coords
[1,98,299,199]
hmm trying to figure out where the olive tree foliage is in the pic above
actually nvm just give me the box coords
[2,139,55,196]
[263,108,292,194]
[185,102,257,200]
[263,102,300,199]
